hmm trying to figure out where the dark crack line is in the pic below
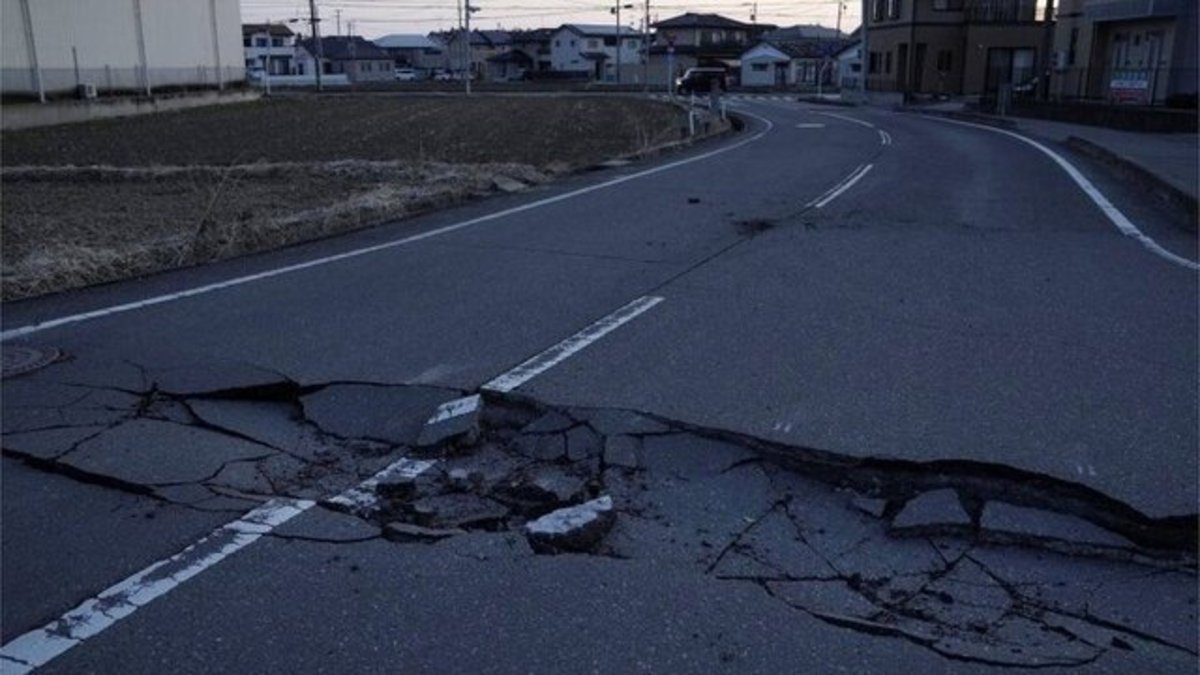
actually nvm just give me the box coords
[1041,607,1198,657]
[264,532,382,544]
[704,498,788,574]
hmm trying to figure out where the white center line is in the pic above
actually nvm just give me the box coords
[0,499,314,674]
[482,295,664,393]
[0,113,776,343]
[924,115,1199,271]
[815,111,876,129]
[806,164,875,209]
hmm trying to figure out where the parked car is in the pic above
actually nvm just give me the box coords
[394,68,418,81]
[675,67,728,95]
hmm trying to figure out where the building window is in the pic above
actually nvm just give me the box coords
[272,37,284,47]
[869,51,880,73]
[888,0,901,19]
[936,49,952,71]
[932,0,963,9]
[588,39,599,48]
[872,0,884,21]
[555,39,561,47]
[243,37,251,47]
[885,51,892,74]
[751,63,768,71]
[255,37,268,47]
[1067,27,1078,65]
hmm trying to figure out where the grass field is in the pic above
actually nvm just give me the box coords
[1,95,688,300]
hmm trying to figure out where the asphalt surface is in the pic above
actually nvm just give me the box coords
[2,97,1197,673]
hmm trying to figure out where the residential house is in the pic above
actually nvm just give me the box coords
[373,34,447,75]
[1051,0,1196,104]
[549,25,645,82]
[296,36,393,82]
[862,0,1049,97]
[648,13,776,85]
[740,26,849,88]
[243,23,296,76]
[445,30,512,79]
[740,38,848,88]
[835,34,864,90]
[1,0,243,98]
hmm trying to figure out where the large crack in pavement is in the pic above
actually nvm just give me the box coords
[3,355,1197,669]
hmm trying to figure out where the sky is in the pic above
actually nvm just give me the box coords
[239,0,864,39]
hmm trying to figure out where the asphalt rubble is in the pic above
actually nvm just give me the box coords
[2,352,1197,670]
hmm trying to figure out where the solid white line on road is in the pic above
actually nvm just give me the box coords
[796,123,827,129]
[425,394,482,426]
[878,129,892,145]
[0,499,315,674]
[815,111,876,129]
[482,295,664,393]
[806,164,875,209]
[0,113,776,342]
[925,116,1199,272]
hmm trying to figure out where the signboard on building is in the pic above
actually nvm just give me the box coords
[1108,69,1150,104]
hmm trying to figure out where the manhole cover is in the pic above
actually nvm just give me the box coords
[2,346,62,379]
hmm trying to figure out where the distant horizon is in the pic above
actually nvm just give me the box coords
[239,0,864,41]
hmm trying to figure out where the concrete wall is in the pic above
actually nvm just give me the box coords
[1,89,260,130]
[2,0,244,96]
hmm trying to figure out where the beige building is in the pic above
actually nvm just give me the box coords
[1052,0,1196,104]
[863,0,1049,96]
[1,0,243,99]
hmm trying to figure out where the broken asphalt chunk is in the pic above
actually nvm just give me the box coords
[301,384,459,445]
[514,433,567,461]
[405,493,510,530]
[851,495,888,519]
[891,488,971,531]
[416,394,482,448]
[577,409,669,436]
[565,425,603,461]
[603,435,640,469]
[980,501,1131,548]
[525,495,616,554]
[150,361,292,397]
[384,522,466,542]
[521,410,575,435]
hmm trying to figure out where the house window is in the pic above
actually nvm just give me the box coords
[869,52,880,73]
[1067,27,1078,65]
[936,49,952,71]
[255,37,268,47]
[872,0,884,21]
[603,37,615,47]
[751,63,768,71]
[887,0,901,19]
[570,40,576,47]
[555,39,561,47]
[884,51,892,74]
[243,37,251,47]
[931,0,963,9]
[271,37,284,47]
[588,39,599,48]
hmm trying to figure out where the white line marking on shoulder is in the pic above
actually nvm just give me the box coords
[0,114,775,342]
[924,115,1199,271]
[482,295,664,393]
[806,164,875,209]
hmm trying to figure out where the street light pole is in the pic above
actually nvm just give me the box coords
[309,0,323,91]
[464,1,478,95]
[611,2,632,84]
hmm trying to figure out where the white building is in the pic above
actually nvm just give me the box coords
[243,23,297,76]
[1,0,244,99]
[834,40,861,91]
[549,25,644,81]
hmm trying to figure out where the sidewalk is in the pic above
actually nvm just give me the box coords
[899,100,1198,227]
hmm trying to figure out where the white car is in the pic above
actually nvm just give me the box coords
[394,68,417,81]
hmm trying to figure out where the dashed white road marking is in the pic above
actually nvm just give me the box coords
[425,394,482,426]
[924,115,1199,272]
[878,129,892,145]
[0,112,777,342]
[482,295,664,393]
[815,111,876,129]
[0,499,315,674]
[797,123,827,129]
[806,164,875,209]
[325,456,438,516]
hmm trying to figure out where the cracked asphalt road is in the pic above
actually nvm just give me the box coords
[2,98,1197,673]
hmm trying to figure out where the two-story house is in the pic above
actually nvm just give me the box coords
[863,0,1048,97]
[1051,0,1196,105]
[647,13,775,85]
[242,23,296,76]
[549,25,644,82]
[445,30,512,80]
[373,34,447,76]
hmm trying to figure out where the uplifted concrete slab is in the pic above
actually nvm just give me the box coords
[61,419,273,486]
[188,399,330,461]
[301,384,460,445]
[150,361,291,396]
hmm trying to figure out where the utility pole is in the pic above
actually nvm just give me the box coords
[335,9,342,36]
[17,0,44,103]
[309,0,323,91]
[464,1,477,94]
[836,1,843,35]
[208,0,224,90]
[611,2,632,84]
[642,0,650,91]
[1038,0,1056,100]
[133,0,151,96]
[859,0,869,101]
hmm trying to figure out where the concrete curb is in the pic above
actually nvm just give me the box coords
[1065,136,1198,232]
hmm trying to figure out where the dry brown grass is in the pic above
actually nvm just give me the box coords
[1,95,688,300]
